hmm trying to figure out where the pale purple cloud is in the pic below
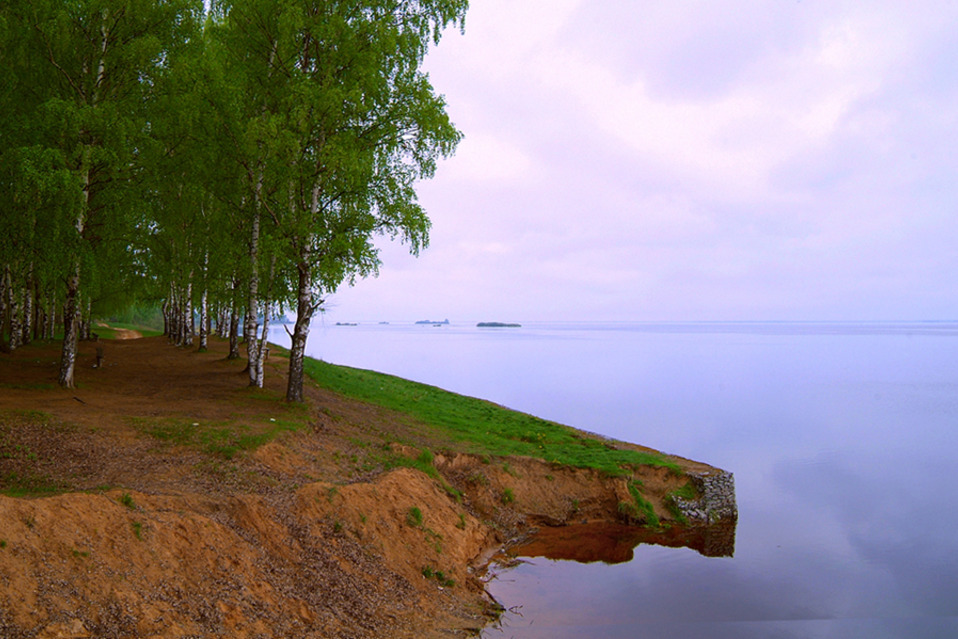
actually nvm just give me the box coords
[328,0,958,322]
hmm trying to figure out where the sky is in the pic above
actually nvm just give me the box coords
[327,0,958,323]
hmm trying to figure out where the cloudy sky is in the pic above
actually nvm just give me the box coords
[329,0,958,322]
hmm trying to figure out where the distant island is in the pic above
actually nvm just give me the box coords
[477,322,521,328]
[335,322,358,326]
[416,319,449,325]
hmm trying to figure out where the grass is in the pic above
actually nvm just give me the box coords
[1,471,66,497]
[95,321,164,339]
[422,565,456,588]
[130,413,307,459]
[406,506,424,528]
[302,358,679,476]
[665,481,700,525]
[623,480,659,527]
[363,445,462,500]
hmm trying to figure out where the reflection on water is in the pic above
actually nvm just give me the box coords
[273,321,958,638]
[510,520,737,564]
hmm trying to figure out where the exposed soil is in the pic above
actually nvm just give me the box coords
[0,333,721,638]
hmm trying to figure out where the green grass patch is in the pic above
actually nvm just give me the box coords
[366,446,461,500]
[302,358,679,476]
[665,480,700,525]
[406,506,424,528]
[0,471,67,497]
[130,414,307,459]
[421,565,456,588]
[622,480,659,527]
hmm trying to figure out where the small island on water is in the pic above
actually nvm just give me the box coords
[415,319,449,325]
[477,321,522,328]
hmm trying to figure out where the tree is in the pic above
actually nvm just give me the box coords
[1,0,468,401]
[211,0,466,400]
[5,0,203,387]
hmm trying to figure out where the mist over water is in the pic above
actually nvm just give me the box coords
[269,321,958,638]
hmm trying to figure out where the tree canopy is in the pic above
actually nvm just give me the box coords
[0,0,467,399]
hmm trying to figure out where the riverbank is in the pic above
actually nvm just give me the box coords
[0,334,734,638]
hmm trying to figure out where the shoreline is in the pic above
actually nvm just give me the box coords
[0,334,736,637]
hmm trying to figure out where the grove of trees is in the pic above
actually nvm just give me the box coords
[0,0,467,401]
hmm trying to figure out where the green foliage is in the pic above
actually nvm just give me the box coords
[501,488,515,505]
[406,506,424,528]
[0,0,470,397]
[119,493,136,510]
[303,358,680,476]
[130,413,307,459]
[669,481,699,501]
[665,481,699,525]
[623,481,660,527]
[422,565,456,588]
[1,471,66,497]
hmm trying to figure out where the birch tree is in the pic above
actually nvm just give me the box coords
[6,0,202,387]
[212,0,466,400]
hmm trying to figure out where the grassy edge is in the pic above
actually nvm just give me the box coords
[301,354,679,477]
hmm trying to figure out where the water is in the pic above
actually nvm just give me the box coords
[269,321,958,638]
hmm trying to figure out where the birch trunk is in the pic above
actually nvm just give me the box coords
[199,253,209,351]
[245,171,263,387]
[0,266,7,351]
[286,261,317,402]
[59,159,89,387]
[184,279,194,347]
[256,306,270,387]
[228,302,240,359]
[22,265,33,345]
[6,269,22,351]
[44,292,56,340]
[79,298,91,341]
[58,264,81,388]
[58,8,108,387]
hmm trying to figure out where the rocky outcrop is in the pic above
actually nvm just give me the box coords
[670,469,738,524]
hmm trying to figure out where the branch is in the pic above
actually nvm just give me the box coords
[34,25,86,101]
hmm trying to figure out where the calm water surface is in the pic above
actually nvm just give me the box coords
[270,321,958,638]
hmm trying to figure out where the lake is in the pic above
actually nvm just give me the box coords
[269,320,958,638]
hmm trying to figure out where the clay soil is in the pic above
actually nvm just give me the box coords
[0,332,708,638]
